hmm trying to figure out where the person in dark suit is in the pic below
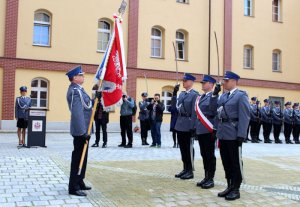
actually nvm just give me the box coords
[15,86,31,146]
[66,66,92,197]
[138,92,150,145]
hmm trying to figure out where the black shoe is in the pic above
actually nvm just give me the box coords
[175,170,186,178]
[251,139,259,143]
[246,138,251,141]
[118,144,126,147]
[69,190,87,196]
[80,185,92,190]
[144,142,150,145]
[102,143,107,148]
[218,180,233,197]
[201,179,214,189]
[264,140,272,143]
[173,144,176,148]
[225,189,240,201]
[275,140,282,144]
[196,177,207,187]
[295,141,300,144]
[149,144,156,148]
[142,142,146,145]
[286,140,294,144]
[258,138,262,142]
[180,171,194,180]
[91,143,99,147]
[124,144,132,148]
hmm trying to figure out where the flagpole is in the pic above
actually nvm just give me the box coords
[78,0,127,175]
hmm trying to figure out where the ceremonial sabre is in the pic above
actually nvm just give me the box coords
[238,146,246,183]
[214,31,220,82]
[78,0,128,175]
[172,42,179,84]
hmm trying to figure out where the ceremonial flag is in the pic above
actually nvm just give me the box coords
[95,15,127,107]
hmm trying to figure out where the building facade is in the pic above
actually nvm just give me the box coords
[0,0,300,129]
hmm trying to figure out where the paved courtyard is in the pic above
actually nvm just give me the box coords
[0,131,300,207]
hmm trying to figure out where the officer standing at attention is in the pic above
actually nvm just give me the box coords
[292,103,300,144]
[66,66,92,196]
[283,101,294,144]
[260,99,273,143]
[138,92,150,145]
[15,86,31,146]
[216,71,250,201]
[174,73,198,180]
[249,97,259,143]
[272,101,283,144]
[195,75,220,189]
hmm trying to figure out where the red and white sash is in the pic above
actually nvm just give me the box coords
[195,96,214,133]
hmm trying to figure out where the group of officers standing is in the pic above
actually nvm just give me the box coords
[248,97,300,144]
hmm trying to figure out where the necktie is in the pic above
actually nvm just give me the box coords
[227,92,230,99]
[201,93,206,99]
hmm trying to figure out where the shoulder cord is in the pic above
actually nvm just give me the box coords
[17,97,28,109]
[71,88,92,110]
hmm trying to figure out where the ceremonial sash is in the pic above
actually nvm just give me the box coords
[195,96,214,133]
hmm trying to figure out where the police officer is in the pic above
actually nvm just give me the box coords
[260,99,273,143]
[66,66,92,196]
[283,101,294,144]
[15,86,31,146]
[249,97,260,143]
[174,73,198,180]
[292,103,300,144]
[195,75,220,189]
[216,71,250,201]
[138,92,150,145]
[272,101,283,144]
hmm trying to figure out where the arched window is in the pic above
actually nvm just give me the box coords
[161,86,173,113]
[272,49,281,72]
[30,78,49,109]
[243,45,253,69]
[33,11,51,46]
[151,27,163,58]
[176,31,185,60]
[97,19,112,52]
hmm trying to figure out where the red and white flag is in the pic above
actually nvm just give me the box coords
[195,96,214,133]
[95,15,127,107]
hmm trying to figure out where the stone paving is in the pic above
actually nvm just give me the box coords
[0,131,299,206]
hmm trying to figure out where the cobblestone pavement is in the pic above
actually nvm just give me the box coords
[0,131,299,206]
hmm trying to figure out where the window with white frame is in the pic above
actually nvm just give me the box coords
[272,50,281,72]
[177,0,188,3]
[161,91,172,113]
[151,27,162,58]
[33,11,51,46]
[176,31,185,60]
[244,0,253,16]
[243,45,253,69]
[272,0,281,22]
[30,78,49,108]
[97,20,111,52]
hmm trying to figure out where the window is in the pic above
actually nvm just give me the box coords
[176,31,185,60]
[177,0,188,3]
[30,78,49,109]
[272,0,281,22]
[33,11,51,46]
[243,45,253,69]
[151,27,162,58]
[161,91,172,113]
[272,50,281,72]
[97,20,112,52]
[244,0,253,16]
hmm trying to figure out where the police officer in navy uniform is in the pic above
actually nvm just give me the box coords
[216,71,250,200]
[249,97,260,143]
[138,92,150,145]
[272,101,283,144]
[195,75,220,189]
[292,103,300,144]
[174,73,198,180]
[15,86,31,146]
[283,101,294,144]
[260,99,273,143]
[66,66,92,196]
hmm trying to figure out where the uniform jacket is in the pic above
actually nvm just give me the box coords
[294,109,300,125]
[216,89,250,140]
[195,92,218,135]
[272,107,283,125]
[15,96,31,120]
[147,101,165,122]
[94,101,109,124]
[175,89,198,132]
[168,96,178,131]
[67,83,92,136]
[283,108,293,124]
[250,104,260,122]
[138,100,150,121]
[260,106,272,123]
[120,97,134,116]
